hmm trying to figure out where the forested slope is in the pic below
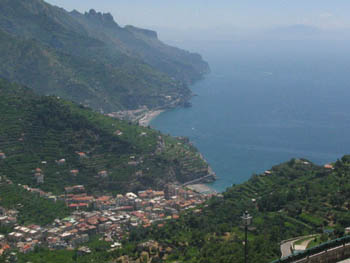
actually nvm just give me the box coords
[129,157,350,262]
[0,0,209,112]
[17,157,350,262]
[0,79,211,194]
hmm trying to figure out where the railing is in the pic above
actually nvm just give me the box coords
[270,235,350,263]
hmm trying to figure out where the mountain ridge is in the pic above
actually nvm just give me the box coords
[0,0,209,112]
[0,78,214,194]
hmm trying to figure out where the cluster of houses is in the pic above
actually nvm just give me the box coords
[61,184,212,216]
[0,207,17,228]
[0,182,215,256]
[0,151,6,160]
[33,168,44,184]
[0,207,17,256]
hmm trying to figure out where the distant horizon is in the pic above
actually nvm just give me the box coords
[45,0,350,43]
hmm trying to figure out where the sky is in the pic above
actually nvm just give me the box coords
[46,0,350,30]
[45,0,350,46]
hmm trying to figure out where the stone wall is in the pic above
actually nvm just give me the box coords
[295,244,350,263]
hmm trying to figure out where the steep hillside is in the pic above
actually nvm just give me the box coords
[0,0,209,112]
[0,28,184,112]
[0,182,69,227]
[15,157,350,262]
[125,157,350,262]
[0,79,213,194]
[70,9,210,85]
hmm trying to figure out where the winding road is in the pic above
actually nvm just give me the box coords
[280,239,296,258]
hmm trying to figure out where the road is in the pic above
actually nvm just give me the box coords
[337,259,350,263]
[280,240,295,258]
[280,235,317,258]
[182,174,215,186]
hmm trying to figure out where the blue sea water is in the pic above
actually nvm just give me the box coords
[151,39,350,192]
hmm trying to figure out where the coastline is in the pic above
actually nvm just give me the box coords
[138,109,165,127]
[107,108,166,127]
[185,184,217,195]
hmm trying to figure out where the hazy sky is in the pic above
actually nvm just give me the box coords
[46,0,350,30]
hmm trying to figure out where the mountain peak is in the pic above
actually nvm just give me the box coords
[84,9,118,27]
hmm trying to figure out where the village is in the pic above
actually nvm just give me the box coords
[0,176,218,257]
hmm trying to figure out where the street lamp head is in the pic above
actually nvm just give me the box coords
[242,210,252,226]
[242,211,252,263]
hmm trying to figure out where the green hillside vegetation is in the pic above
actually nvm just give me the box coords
[0,79,210,194]
[0,0,209,112]
[17,157,350,262]
[15,238,138,263]
[0,27,186,113]
[0,182,69,227]
[70,9,209,85]
[122,157,350,262]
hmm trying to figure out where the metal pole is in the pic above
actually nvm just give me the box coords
[245,224,248,263]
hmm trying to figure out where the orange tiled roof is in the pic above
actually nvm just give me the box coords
[87,218,98,225]
[72,196,93,202]
[99,217,108,222]
[324,164,334,169]
[23,244,32,250]
[97,196,111,202]
[1,244,10,250]
[172,214,179,219]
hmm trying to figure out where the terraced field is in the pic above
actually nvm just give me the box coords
[0,79,210,194]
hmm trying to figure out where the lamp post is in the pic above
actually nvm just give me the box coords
[242,211,252,263]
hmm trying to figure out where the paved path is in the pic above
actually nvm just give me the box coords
[280,235,316,258]
[338,259,350,263]
[281,240,295,258]
[294,237,314,251]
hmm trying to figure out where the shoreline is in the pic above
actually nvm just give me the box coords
[138,109,165,127]
[185,184,217,195]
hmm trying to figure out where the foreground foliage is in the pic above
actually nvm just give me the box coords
[0,183,69,226]
[17,157,350,262]
[131,157,350,262]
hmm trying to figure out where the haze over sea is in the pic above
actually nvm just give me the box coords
[151,35,350,192]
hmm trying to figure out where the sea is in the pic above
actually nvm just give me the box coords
[151,37,350,192]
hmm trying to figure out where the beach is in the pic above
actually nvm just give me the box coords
[186,184,217,195]
[138,110,164,127]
